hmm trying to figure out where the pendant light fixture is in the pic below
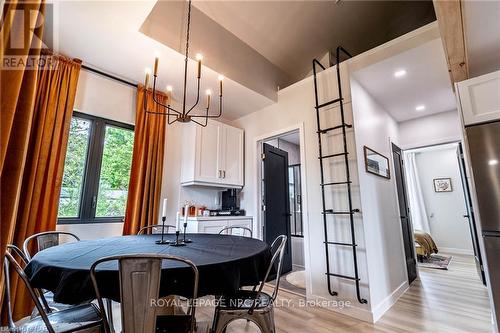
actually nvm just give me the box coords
[143,0,223,126]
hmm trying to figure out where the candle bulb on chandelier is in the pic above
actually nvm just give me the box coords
[153,55,159,76]
[218,75,224,95]
[196,53,203,79]
[166,85,173,104]
[144,68,151,89]
[206,89,211,108]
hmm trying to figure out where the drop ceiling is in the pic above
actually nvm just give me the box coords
[352,38,456,122]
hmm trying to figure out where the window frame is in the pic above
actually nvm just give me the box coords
[57,111,134,225]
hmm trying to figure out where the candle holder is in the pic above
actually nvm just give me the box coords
[170,231,186,247]
[155,216,170,245]
[182,222,192,243]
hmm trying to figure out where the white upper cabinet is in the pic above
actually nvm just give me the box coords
[221,125,244,186]
[181,121,244,188]
[457,70,500,125]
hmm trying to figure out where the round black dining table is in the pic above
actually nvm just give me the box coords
[25,234,271,304]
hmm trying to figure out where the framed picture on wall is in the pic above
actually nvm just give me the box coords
[363,146,390,179]
[433,178,452,192]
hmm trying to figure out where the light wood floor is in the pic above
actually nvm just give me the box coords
[197,253,493,333]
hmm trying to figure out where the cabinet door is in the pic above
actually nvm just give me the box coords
[195,122,223,184]
[221,125,244,186]
[199,220,228,234]
[227,219,253,236]
[457,70,500,125]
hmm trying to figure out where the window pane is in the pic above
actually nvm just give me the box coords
[58,117,91,218]
[95,125,134,217]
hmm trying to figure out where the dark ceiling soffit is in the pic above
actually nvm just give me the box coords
[140,1,293,102]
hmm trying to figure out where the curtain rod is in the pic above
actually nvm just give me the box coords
[81,64,137,88]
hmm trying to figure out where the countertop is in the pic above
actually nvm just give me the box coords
[186,216,253,221]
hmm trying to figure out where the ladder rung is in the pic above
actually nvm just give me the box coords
[317,123,352,134]
[323,210,352,215]
[320,152,348,159]
[323,209,359,215]
[321,181,351,186]
[325,241,357,247]
[316,98,343,109]
[326,273,360,281]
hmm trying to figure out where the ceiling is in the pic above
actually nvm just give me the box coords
[279,131,300,146]
[352,38,456,122]
[463,0,500,77]
[192,1,436,84]
[50,0,273,121]
[50,1,437,121]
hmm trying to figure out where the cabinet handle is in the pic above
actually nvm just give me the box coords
[223,170,226,178]
[218,170,222,178]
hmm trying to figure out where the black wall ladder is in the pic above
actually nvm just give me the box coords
[312,46,367,304]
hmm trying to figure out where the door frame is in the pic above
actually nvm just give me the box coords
[254,123,311,292]
[391,142,418,284]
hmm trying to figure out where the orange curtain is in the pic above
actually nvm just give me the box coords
[1,0,45,315]
[123,86,168,235]
[1,51,81,320]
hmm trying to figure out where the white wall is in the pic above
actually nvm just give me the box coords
[414,147,473,253]
[58,69,136,239]
[231,63,376,321]
[397,110,462,150]
[350,79,409,321]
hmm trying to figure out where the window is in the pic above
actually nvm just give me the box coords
[58,112,134,224]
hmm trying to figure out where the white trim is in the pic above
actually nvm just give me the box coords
[253,123,313,296]
[439,247,474,256]
[371,281,409,322]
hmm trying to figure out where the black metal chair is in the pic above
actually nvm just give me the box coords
[22,231,89,317]
[90,254,200,333]
[3,245,104,333]
[211,235,287,333]
[218,226,253,238]
[137,224,177,235]
[23,231,81,261]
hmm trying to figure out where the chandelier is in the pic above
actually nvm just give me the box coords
[143,0,223,126]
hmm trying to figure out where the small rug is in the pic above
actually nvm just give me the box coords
[285,270,306,289]
[418,254,452,270]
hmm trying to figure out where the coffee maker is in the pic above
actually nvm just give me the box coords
[211,189,245,216]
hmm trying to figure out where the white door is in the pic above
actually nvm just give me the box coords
[195,121,222,184]
[222,125,244,186]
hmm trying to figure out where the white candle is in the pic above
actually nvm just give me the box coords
[176,212,180,231]
[184,204,189,226]
[162,198,168,218]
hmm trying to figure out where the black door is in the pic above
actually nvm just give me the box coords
[263,143,292,274]
[392,143,417,284]
[457,143,486,285]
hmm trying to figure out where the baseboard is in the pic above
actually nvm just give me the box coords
[439,247,474,255]
[371,281,409,322]
[307,294,374,323]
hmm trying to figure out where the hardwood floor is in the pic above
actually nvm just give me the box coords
[197,253,493,332]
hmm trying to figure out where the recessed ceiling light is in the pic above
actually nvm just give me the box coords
[488,159,499,166]
[394,69,407,78]
[415,105,426,111]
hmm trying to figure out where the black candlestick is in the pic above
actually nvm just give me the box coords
[155,216,169,244]
[170,230,185,247]
[183,222,192,243]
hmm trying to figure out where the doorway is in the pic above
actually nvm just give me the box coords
[259,129,307,295]
[392,143,418,284]
[398,142,482,279]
